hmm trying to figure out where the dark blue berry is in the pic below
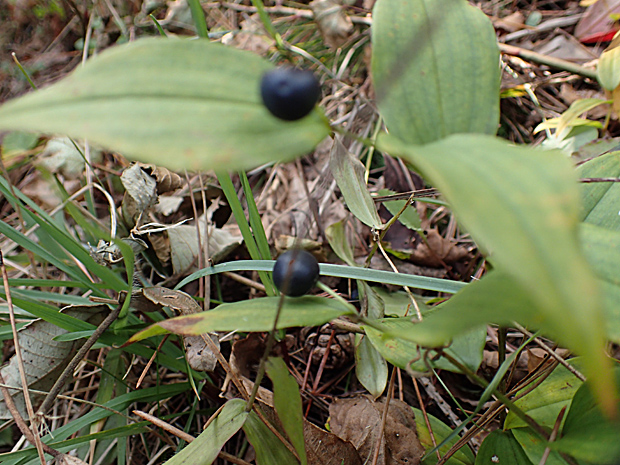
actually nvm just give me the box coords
[260,68,321,121]
[273,249,320,297]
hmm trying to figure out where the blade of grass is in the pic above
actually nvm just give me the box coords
[187,0,209,38]
[216,172,276,295]
[176,260,466,294]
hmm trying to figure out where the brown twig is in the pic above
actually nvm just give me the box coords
[371,367,397,465]
[0,250,47,464]
[0,373,59,459]
[499,43,597,80]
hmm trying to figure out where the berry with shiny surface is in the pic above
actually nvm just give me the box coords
[260,68,321,121]
[273,249,320,297]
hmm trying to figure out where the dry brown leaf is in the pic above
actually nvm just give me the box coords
[222,15,273,55]
[410,228,470,267]
[329,395,424,465]
[311,0,353,48]
[133,287,219,372]
[0,305,107,419]
[494,11,526,33]
[136,162,183,194]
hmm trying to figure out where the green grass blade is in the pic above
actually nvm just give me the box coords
[175,260,466,294]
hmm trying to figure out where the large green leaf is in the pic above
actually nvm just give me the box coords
[0,38,329,172]
[511,429,568,465]
[504,359,585,430]
[371,0,499,145]
[164,399,248,465]
[577,151,620,230]
[379,133,614,412]
[552,368,620,463]
[364,316,485,373]
[126,296,354,342]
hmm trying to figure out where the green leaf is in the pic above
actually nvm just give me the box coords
[552,368,620,464]
[475,430,534,465]
[325,220,356,266]
[364,317,485,374]
[379,189,422,231]
[0,38,329,172]
[577,151,620,230]
[371,0,499,145]
[163,399,248,465]
[329,137,383,228]
[243,410,299,465]
[413,408,474,465]
[538,98,609,137]
[580,223,620,342]
[354,335,388,398]
[379,133,614,413]
[265,357,307,465]
[598,47,620,91]
[511,428,569,465]
[505,358,585,430]
[127,296,354,342]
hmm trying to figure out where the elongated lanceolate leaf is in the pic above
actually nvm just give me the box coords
[265,357,307,465]
[0,38,329,172]
[371,0,499,145]
[127,296,354,343]
[329,137,382,228]
[164,399,248,465]
[379,133,614,413]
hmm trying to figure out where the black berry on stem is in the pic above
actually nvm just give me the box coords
[260,68,321,121]
[273,249,320,297]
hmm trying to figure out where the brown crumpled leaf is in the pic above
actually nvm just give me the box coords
[136,162,183,195]
[0,304,107,419]
[409,228,470,267]
[229,334,363,465]
[494,11,525,33]
[311,0,353,48]
[120,163,158,229]
[329,395,424,465]
[132,287,219,372]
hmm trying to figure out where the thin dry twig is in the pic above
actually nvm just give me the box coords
[371,366,397,465]
[0,250,47,464]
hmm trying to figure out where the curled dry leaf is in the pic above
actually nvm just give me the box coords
[329,395,424,465]
[0,304,108,419]
[409,228,470,268]
[132,287,219,372]
[311,0,353,48]
[120,163,158,228]
[135,162,183,195]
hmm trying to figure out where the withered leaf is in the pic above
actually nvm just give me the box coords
[133,287,219,372]
[0,304,108,419]
[329,395,424,465]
